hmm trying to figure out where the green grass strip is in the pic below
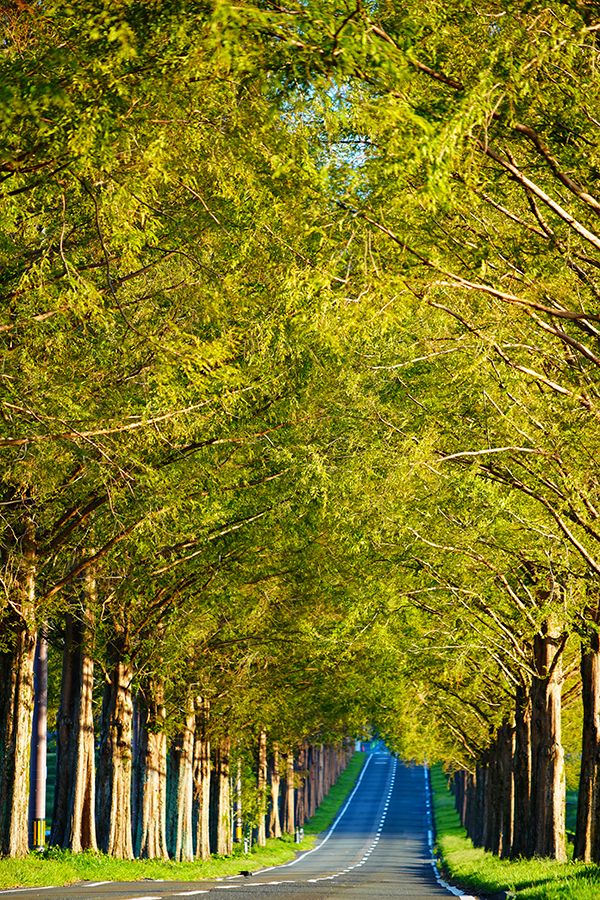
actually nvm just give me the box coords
[431,764,600,899]
[0,752,367,889]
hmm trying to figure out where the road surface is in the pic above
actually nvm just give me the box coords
[2,751,472,899]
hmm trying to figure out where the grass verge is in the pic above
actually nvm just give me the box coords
[431,764,600,899]
[0,751,367,889]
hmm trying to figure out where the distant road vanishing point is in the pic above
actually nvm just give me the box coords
[2,750,474,899]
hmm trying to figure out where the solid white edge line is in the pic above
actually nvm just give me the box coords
[252,752,375,875]
[425,766,478,900]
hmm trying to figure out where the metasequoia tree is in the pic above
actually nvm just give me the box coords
[134,681,169,860]
[395,457,583,859]
[2,0,600,868]
[0,0,380,858]
[193,698,212,860]
[0,510,36,857]
[50,582,97,852]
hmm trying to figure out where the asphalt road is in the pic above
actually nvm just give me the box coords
[2,751,474,900]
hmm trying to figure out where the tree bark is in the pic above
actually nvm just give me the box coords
[471,762,486,847]
[497,722,514,858]
[325,745,334,794]
[51,615,76,847]
[96,660,134,859]
[317,744,325,807]
[575,629,600,861]
[284,751,295,835]
[0,515,37,858]
[214,737,232,856]
[256,729,267,847]
[269,742,282,839]
[193,698,211,860]
[167,697,195,862]
[484,746,500,854]
[484,724,514,857]
[529,626,566,860]
[511,681,531,858]
[296,744,306,827]
[307,745,316,818]
[134,684,168,859]
[463,769,477,841]
[51,593,97,851]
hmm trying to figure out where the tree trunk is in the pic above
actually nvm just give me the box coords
[284,751,295,835]
[135,685,168,859]
[484,747,500,854]
[452,771,463,821]
[497,722,514,858]
[51,597,97,852]
[462,770,477,840]
[317,744,324,807]
[483,724,513,857]
[529,626,566,860]
[471,762,486,847]
[575,630,600,861]
[256,729,267,847]
[296,744,306,827]
[167,698,195,862]
[193,698,211,860]
[269,742,282,839]
[325,745,333,794]
[511,681,531,858]
[323,746,330,796]
[96,660,134,859]
[0,515,37,858]
[307,745,316,818]
[480,759,492,851]
[214,737,232,856]
[51,616,76,847]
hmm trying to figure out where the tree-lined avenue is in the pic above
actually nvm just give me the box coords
[2,0,600,876]
[0,751,454,899]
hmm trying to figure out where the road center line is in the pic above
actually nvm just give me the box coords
[252,753,375,875]
[172,892,210,896]
[300,756,398,884]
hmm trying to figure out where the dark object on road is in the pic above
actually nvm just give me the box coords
[240,870,253,877]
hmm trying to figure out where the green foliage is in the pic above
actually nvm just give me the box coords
[431,765,600,899]
[1,0,598,834]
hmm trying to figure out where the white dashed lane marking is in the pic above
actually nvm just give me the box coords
[303,757,397,883]
[172,892,210,896]
[0,890,59,896]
